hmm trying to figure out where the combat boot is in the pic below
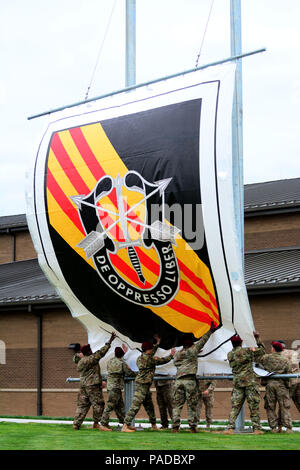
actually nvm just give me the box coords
[73,424,80,430]
[172,427,179,433]
[190,427,199,433]
[121,424,136,432]
[98,424,112,432]
[150,424,161,431]
[278,426,282,433]
[253,429,264,435]
[223,428,234,435]
[92,423,102,430]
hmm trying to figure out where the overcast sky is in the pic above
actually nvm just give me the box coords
[1,0,300,217]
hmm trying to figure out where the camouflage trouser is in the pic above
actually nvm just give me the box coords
[265,380,292,430]
[155,382,173,428]
[124,382,156,425]
[228,384,261,430]
[101,388,125,426]
[73,383,104,427]
[172,378,198,429]
[291,383,300,413]
[196,393,214,425]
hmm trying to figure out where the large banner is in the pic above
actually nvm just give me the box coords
[26,62,256,374]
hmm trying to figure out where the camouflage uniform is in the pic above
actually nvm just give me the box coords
[100,356,136,426]
[260,352,293,431]
[196,380,216,426]
[154,377,173,428]
[73,342,111,428]
[124,344,173,426]
[281,349,300,413]
[172,330,212,430]
[227,340,265,431]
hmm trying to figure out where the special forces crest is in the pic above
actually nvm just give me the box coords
[71,170,181,307]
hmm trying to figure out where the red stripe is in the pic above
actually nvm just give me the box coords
[50,133,91,195]
[110,252,154,289]
[68,127,118,208]
[178,259,217,307]
[135,248,160,276]
[69,127,106,181]
[46,170,85,235]
[168,296,214,325]
[180,280,219,320]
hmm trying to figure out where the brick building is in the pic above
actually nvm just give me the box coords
[0,178,300,421]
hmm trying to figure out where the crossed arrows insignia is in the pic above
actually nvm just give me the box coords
[70,174,180,282]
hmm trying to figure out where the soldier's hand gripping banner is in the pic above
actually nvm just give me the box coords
[26,63,256,373]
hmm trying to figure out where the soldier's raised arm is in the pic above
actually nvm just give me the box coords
[252,331,266,362]
[194,322,216,354]
[154,348,176,366]
[151,334,161,356]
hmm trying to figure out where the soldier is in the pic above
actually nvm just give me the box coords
[73,332,116,430]
[154,375,173,429]
[121,335,176,432]
[172,322,216,434]
[260,341,293,433]
[196,379,216,430]
[99,345,136,431]
[223,331,265,435]
[277,339,300,430]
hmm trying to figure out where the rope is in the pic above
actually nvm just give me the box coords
[85,0,118,101]
[195,0,215,68]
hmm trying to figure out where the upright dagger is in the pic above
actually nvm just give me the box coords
[115,174,146,284]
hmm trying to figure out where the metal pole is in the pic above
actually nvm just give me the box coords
[27,48,265,120]
[230,0,245,433]
[126,0,136,87]
[124,379,135,426]
[66,373,300,382]
[124,0,136,420]
[36,312,43,416]
[231,0,244,262]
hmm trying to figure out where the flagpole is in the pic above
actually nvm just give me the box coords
[126,0,136,87]
[231,0,244,264]
[230,0,246,433]
[124,0,136,420]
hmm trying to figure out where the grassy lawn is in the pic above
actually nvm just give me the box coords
[0,422,300,451]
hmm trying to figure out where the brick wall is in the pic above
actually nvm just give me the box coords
[0,231,36,264]
[0,233,12,264]
[245,213,300,251]
[249,292,300,350]
[15,232,36,261]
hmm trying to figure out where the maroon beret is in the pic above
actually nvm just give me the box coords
[141,341,154,352]
[115,347,125,358]
[80,344,92,356]
[231,335,242,346]
[272,341,283,352]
